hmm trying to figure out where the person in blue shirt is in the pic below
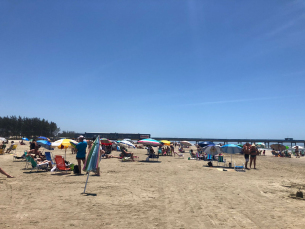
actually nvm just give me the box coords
[76,136,87,175]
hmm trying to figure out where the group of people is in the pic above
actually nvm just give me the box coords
[242,143,258,169]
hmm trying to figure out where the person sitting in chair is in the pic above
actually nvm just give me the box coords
[5,141,15,154]
[120,146,134,161]
[190,149,196,158]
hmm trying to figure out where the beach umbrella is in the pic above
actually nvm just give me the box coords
[22,138,29,141]
[180,141,192,146]
[37,140,52,150]
[51,139,78,159]
[221,144,242,163]
[270,144,286,151]
[100,138,112,144]
[256,143,265,148]
[83,136,100,194]
[203,146,222,156]
[119,140,135,148]
[161,140,171,146]
[198,141,215,147]
[38,136,48,140]
[237,144,243,148]
[292,145,304,150]
[138,138,162,146]
[0,137,7,142]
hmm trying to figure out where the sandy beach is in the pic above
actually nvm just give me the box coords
[1,142,305,229]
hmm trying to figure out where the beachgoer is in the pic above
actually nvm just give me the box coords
[76,136,87,175]
[120,146,134,161]
[190,149,196,157]
[243,143,250,169]
[30,140,36,150]
[170,144,174,155]
[5,141,15,154]
[249,145,258,169]
[295,146,300,158]
[0,168,14,178]
[263,150,265,156]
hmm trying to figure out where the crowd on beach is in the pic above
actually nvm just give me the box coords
[1,136,305,179]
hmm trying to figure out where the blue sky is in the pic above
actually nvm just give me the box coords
[1,0,305,139]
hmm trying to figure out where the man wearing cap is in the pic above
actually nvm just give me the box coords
[76,136,87,175]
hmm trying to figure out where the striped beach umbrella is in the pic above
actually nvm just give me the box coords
[83,136,100,193]
[138,138,162,146]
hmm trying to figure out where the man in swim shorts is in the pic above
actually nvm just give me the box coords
[76,136,87,175]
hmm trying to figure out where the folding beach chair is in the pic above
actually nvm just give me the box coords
[234,163,245,172]
[13,151,26,161]
[189,151,196,160]
[45,152,55,165]
[54,155,71,173]
[26,155,49,172]
[217,155,227,167]
[205,154,213,161]
[196,153,203,160]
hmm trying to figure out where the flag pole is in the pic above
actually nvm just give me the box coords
[83,172,90,194]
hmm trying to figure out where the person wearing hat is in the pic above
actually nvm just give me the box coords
[76,135,87,175]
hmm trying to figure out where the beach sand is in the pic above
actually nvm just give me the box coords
[1,142,305,228]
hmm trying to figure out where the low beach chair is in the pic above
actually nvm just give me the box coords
[26,155,49,172]
[234,163,245,172]
[173,152,184,158]
[45,152,55,166]
[13,151,26,161]
[205,154,213,161]
[217,155,227,167]
[54,155,71,173]
[196,153,203,160]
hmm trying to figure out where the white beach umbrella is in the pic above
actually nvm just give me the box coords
[180,141,192,146]
[119,140,135,148]
[292,145,304,150]
[0,137,6,142]
[203,146,222,156]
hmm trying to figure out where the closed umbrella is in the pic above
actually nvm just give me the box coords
[221,144,242,164]
[83,136,100,194]
[138,139,162,146]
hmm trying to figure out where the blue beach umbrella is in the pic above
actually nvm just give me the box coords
[38,136,48,140]
[37,140,52,150]
[198,141,215,147]
[221,144,242,163]
[22,138,29,141]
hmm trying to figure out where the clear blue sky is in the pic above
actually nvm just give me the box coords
[1,0,305,139]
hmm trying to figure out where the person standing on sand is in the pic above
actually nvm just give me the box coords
[243,143,250,169]
[249,145,258,169]
[76,136,87,175]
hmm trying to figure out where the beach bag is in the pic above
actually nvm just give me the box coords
[73,165,79,174]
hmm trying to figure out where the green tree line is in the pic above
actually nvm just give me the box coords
[0,116,61,138]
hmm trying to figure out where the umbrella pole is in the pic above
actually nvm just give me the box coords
[65,148,66,160]
[83,172,90,194]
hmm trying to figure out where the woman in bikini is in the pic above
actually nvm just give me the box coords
[249,145,258,169]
